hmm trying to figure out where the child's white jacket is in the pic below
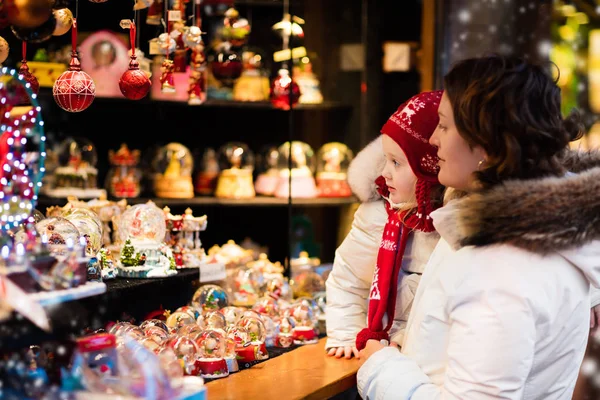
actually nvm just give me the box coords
[357,150,600,400]
[325,137,439,349]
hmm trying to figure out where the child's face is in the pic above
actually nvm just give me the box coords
[381,135,417,204]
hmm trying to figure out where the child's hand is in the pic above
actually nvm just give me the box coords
[358,339,386,363]
[326,346,360,359]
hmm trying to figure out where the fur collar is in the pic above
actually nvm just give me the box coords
[347,136,385,202]
[455,150,600,254]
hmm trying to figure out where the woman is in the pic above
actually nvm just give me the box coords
[357,54,600,399]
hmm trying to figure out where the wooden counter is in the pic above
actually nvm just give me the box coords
[205,338,361,400]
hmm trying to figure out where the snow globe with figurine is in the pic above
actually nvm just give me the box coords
[45,137,106,199]
[315,142,353,197]
[275,316,296,348]
[226,265,262,307]
[195,329,229,379]
[191,284,229,315]
[274,141,317,198]
[254,145,280,196]
[163,334,202,376]
[115,201,176,278]
[234,315,268,365]
[289,302,318,345]
[214,142,255,199]
[152,142,194,199]
[106,143,142,198]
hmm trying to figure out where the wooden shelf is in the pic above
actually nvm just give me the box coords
[36,195,359,208]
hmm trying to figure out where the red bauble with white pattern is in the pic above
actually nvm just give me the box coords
[53,52,96,112]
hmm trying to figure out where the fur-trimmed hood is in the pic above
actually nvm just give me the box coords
[453,150,600,255]
[348,136,386,202]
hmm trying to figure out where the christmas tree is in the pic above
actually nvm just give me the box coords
[120,239,138,267]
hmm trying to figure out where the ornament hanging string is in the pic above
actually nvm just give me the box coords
[164,0,169,60]
[21,41,26,63]
[129,21,136,57]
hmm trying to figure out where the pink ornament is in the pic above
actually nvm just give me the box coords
[53,18,96,112]
[270,68,300,110]
[119,22,151,100]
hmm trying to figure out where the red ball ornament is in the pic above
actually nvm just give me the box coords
[53,18,95,112]
[270,68,300,110]
[119,56,150,100]
[53,57,96,112]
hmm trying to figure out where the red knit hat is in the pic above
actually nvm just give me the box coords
[380,90,443,231]
[381,90,442,183]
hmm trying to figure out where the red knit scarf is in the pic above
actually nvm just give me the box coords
[356,176,435,350]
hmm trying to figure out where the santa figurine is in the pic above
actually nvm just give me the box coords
[160,58,176,93]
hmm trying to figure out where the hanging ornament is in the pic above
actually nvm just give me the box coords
[5,0,53,29]
[211,42,242,87]
[183,25,204,48]
[270,68,300,110]
[188,42,206,105]
[50,0,71,9]
[119,21,151,100]
[0,37,9,64]
[18,41,39,101]
[133,0,153,11]
[146,0,163,25]
[52,7,72,36]
[159,58,175,93]
[11,14,56,43]
[53,18,96,112]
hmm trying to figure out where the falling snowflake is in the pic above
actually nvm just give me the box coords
[519,6,526,13]
[537,40,552,57]
[457,9,471,23]
[489,25,497,34]
[578,82,586,92]
[56,345,66,356]
[582,358,598,376]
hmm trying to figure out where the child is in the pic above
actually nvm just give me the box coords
[326,90,444,358]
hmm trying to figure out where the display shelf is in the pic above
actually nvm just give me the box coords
[0,269,201,352]
[36,195,359,208]
[36,89,351,112]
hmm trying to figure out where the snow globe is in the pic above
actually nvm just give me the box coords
[139,319,169,333]
[226,265,262,307]
[254,145,280,196]
[194,329,229,379]
[214,142,255,199]
[315,142,353,197]
[163,335,201,376]
[191,284,229,314]
[194,147,221,196]
[252,296,280,319]
[235,315,268,364]
[220,306,245,326]
[106,143,142,199]
[143,325,169,345]
[264,276,293,301]
[61,207,103,257]
[45,137,106,199]
[275,316,296,348]
[289,303,318,345]
[165,311,197,333]
[35,217,80,250]
[203,310,227,332]
[274,141,317,198]
[115,201,176,278]
[152,142,194,199]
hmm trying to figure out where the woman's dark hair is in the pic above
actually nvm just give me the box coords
[443,54,583,188]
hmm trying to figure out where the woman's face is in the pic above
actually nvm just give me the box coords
[429,92,487,191]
